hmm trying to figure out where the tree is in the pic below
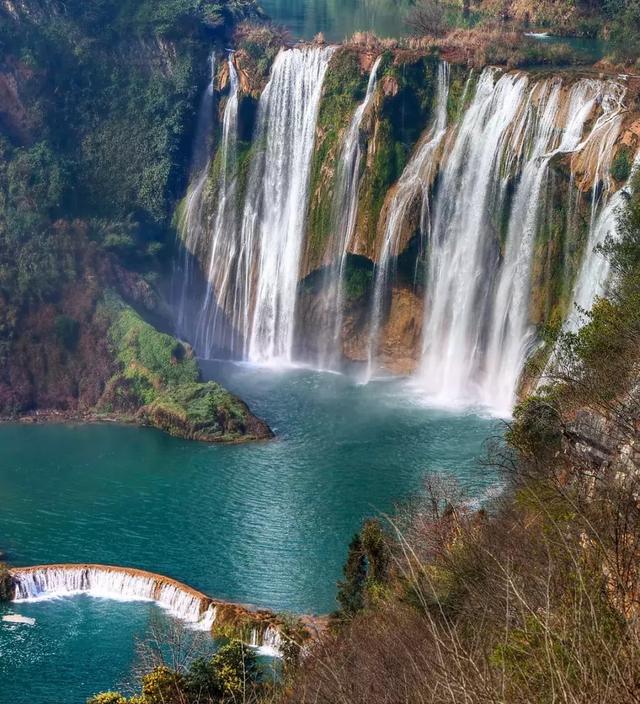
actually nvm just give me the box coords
[407,0,451,37]
[361,519,388,582]
[210,640,258,700]
[336,533,367,616]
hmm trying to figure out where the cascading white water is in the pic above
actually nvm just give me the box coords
[177,52,629,412]
[240,46,335,364]
[177,52,216,335]
[417,70,531,408]
[316,55,382,369]
[563,84,627,332]
[564,153,638,335]
[416,69,626,415]
[10,565,285,654]
[12,566,216,631]
[196,55,241,356]
[250,625,284,657]
[480,79,611,414]
[365,61,450,380]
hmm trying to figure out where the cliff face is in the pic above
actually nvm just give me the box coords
[0,0,273,438]
[183,36,640,383]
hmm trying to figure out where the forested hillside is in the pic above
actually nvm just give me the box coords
[0,0,270,439]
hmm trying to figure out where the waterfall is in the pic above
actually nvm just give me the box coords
[480,79,609,414]
[365,61,450,380]
[10,565,285,655]
[563,84,627,332]
[11,566,217,631]
[564,153,638,336]
[177,52,216,336]
[240,46,335,364]
[196,55,241,356]
[316,55,382,369]
[250,625,284,657]
[416,69,626,415]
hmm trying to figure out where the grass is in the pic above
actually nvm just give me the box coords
[100,291,261,441]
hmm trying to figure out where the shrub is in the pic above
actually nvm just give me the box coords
[611,146,633,182]
[86,694,127,704]
[54,315,80,351]
[0,563,13,601]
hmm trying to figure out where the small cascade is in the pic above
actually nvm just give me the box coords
[365,61,450,380]
[177,52,216,335]
[315,55,382,369]
[241,46,335,364]
[12,566,216,630]
[196,55,241,356]
[250,625,284,657]
[416,69,626,415]
[480,79,608,414]
[565,151,638,334]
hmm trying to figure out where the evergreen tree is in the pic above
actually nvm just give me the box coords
[336,533,367,616]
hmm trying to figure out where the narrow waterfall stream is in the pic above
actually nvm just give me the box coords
[176,52,216,336]
[316,55,382,370]
[366,61,450,381]
[197,55,241,356]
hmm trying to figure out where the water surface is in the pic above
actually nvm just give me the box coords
[260,0,413,41]
[0,364,499,703]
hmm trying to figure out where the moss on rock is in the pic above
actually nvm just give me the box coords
[99,292,272,442]
[355,52,441,254]
[305,47,368,274]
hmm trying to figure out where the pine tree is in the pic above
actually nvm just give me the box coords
[336,533,367,616]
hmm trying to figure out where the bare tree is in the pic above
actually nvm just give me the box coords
[407,0,451,37]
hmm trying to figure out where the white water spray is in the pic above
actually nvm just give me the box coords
[316,55,382,369]
[12,566,217,631]
[241,46,335,364]
[416,70,626,415]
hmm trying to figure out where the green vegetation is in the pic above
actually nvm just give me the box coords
[100,293,269,441]
[611,145,633,182]
[234,23,287,91]
[306,48,368,266]
[0,563,13,601]
[0,0,257,409]
[88,641,261,704]
[354,53,440,251]
[276,134,640,704]
[344,266,373,301]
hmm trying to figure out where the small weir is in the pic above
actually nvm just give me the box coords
[9,564,286,655]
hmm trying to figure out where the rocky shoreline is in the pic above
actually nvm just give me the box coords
[0,406,273,444]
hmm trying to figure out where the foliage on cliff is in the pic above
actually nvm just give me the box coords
[100,293,271,442]
[87,641,263,704]
[305,47,368,269]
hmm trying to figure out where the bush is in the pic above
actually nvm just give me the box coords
[611,146,633,182]
[0,563,13,601]
[54,315,80,351]
[86,694,127,704]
